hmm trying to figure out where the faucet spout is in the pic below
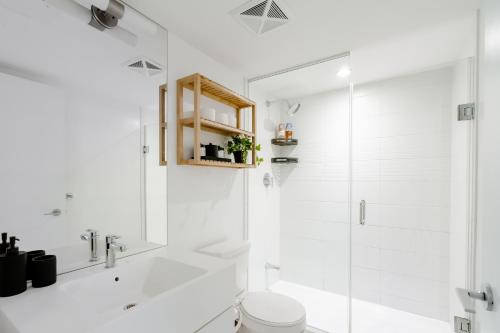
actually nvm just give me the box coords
[105,235,126,268]
[81,229,99,262]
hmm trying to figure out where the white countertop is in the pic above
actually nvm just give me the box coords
[0,247,236,333]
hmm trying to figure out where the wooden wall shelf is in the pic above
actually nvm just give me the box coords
[180,74,255,109]
[180,159,256,169]
[159,84,167,166]
[180,117,254,137]
[177,73,257,168]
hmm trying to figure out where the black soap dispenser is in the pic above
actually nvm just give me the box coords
[0,233,8,255]
[0,237,27,297]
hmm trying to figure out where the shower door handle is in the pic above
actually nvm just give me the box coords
[468,284,494,311]
[359,200,366,225]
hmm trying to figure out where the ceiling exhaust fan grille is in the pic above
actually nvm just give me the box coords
[123,57,164,77]
[129,60,144,68]
[267,1,288,19]
[231,0,292,34]
[145,62,161,70]
[240,1,268,17]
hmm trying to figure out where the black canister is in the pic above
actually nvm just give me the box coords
[0,237,27,297]
[26,250,46,281]
[205,143,219,157]
[31,255,57,288]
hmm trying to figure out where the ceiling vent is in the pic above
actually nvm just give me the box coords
[230,0,292,35]
[123,57,164,77]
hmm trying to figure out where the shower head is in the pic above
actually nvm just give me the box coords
[287,103,301,116]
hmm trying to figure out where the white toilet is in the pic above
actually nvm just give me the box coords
[198,241,306,333]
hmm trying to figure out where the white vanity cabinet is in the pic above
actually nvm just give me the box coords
[196,308,235,333]
[0,249,236,333]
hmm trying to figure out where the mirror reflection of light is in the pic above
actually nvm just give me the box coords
[337,66,352,78]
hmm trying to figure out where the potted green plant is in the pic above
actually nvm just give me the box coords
[226,135,252,163]
[226,135,263,165]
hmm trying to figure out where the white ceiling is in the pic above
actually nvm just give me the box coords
[125,0,478,78]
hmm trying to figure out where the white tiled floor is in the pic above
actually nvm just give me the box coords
[270,280,452,333]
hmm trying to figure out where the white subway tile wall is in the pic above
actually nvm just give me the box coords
[351,69,451,320]
[280,87,351,296]
[280,68,452,321]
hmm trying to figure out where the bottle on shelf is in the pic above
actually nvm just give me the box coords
[285,123,294,140]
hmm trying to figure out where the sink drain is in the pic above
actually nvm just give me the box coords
[123,303,137,311]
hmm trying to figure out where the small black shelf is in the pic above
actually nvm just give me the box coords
[271,138,298,146]
[271,157,299,164]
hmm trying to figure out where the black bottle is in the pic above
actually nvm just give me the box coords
[0,237,27,297]
[0,233,8,255]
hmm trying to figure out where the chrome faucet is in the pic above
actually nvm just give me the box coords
[80,229,99,262]
[105,235,126,268]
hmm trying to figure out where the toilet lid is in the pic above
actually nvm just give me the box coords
[241,292,306,327]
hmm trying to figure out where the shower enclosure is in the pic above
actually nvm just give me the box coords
[247,54,476,333]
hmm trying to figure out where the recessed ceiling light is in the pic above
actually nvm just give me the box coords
[337,67,351,78]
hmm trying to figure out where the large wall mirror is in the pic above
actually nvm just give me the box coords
[0,0,168,273]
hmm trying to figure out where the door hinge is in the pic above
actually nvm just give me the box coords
[143,145,150,154]
[454,316,471,333]
[458,103,475,121]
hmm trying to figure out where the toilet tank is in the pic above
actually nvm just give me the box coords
[198,240,250,295]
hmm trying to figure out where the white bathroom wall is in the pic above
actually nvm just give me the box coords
[65,91,143,245]
[0,73,147,250]
[279,88,351,295]
[247,87,282,291]
[351,67,453,321]
[166,32,246,250]
[0,72,68,250]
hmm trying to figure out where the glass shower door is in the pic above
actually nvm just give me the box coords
[350,59,475,333]
[248,54,353,333]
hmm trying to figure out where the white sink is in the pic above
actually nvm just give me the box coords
[0,248,236,333]
[59,257,206,318]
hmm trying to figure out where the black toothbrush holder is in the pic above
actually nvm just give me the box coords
[31,255,57,288]
[26,250,46,281]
